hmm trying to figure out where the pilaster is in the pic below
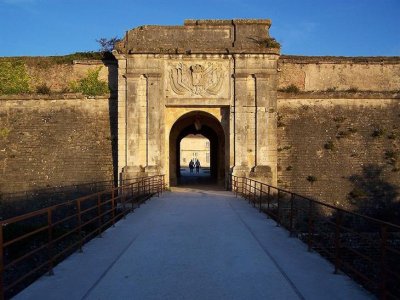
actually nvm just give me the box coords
[145,73,163,175]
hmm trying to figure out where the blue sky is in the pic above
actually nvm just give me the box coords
[0,0,399,57]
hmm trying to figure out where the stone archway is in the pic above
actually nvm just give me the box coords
[114,19,280,187]
[169,111,226,186]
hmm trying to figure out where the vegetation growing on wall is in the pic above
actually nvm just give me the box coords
[0,127,11,139]
[69,67,109,96]
[0,52,105,69]
[36,83,51,94]
[249,37,281,49]
[306,175,317,183]
[278,84,300,93]
[0,60,30,94]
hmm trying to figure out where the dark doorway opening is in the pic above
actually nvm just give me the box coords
[169,111,225,187]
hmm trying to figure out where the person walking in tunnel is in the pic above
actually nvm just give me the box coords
[195,159,201,174]
[189,159,194,174]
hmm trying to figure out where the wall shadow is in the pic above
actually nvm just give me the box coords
[108,96,118,187]
[347,164,399,225]
[106,58,119,187]
[0,180,114,219]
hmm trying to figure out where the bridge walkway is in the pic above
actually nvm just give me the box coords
[15,188,370,300]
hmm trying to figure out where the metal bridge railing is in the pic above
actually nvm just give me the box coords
[0,175,165,300]
[232,175,400,300]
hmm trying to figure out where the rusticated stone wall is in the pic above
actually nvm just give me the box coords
[279,56,400,92]
[277,93,400,211]
[0,57,117,94]
[0,94,116,195]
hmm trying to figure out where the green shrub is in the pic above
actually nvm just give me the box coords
[385,150,398,165]
[346,87,359,93]
[279,84,300,93]
[277,114,285,127]
[36,83,51,94]
[306,175,317,183]
[326,87,337,92]
[347,127,358,133]
[0,127,11,139]
[324,141,335,150]
[371,128,385,137]
[387,132,397,140]
[333,116,346,123]
[250,37,281,49]
[0,60,30,94]
[70,67,109,96]
[336,131,349,139]
[278,145,292,152]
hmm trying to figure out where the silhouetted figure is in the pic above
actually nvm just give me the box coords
[195,159,201,173]
[189,160,194,173]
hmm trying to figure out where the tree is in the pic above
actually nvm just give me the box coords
[96,37,119,53]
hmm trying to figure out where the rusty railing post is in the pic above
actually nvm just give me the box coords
[234,176,238,197]
[132,183,135,211]
[289,193,295,236]
[380,225,388,300]
[121,185,127,219]
[157,176,161,197]
[308,199,314,252]
[111,188,115,226]
[267,186,271,218]
[276,190,281,227]
[248,179,251,204]
[0,223,4,300]
[97,194,102,237]
[252,181,256,208]
[47,208,54,275]
[77,200,83,253]
[334,210,342,274]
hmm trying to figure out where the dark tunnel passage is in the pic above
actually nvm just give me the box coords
[169,111,226,187]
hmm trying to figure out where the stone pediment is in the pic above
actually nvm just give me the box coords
[115,19,280,55]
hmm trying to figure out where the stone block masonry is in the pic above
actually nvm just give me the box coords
[0,95,116,195]
[279,56,400,92]
[277,94,400,211]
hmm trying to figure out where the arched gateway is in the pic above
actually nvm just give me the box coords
[113,19,280,188]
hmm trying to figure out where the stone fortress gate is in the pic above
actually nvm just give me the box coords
[113,19,280,187]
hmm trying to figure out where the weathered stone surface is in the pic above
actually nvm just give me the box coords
[279,56,400,92]
[277,96,400,208]
[115,19,279,55]
[0,96,115,195]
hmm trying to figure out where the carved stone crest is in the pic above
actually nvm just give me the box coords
[169,62,225,97]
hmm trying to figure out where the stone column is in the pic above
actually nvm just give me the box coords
[145,73,163,176]
[122,73,147,179]
[232,73,251,177]
[250,72,277,185]
[116,56,127,179]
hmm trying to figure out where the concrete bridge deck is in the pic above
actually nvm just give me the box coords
[15,188,371,300]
